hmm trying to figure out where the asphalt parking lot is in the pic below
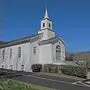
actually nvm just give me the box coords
[0,69,90,90]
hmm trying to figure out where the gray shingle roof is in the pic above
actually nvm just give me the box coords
[39,37,59,45]
[39,36,65,45]
[0,34,65,48]
[0,34,41,48]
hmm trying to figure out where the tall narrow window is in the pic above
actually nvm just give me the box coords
[2,50,5,59]
[18,47,21,58]
[56,45,61,60]
[43,23,45,27]
[49,23,51,27]
[33,47,36,54]
[10,49,12,58]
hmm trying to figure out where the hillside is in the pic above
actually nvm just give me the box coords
[66,51,90,69]
[66,51,90,62]
[0,41,6,46]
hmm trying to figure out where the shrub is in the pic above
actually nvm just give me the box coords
[31,64,42,72]
[42,64,59,73]
[60,65,87,78]
[86,60,90,71]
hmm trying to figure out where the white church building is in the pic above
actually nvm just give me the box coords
[0,8,66,72]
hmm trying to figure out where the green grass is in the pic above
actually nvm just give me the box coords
[0,76,52,90]
[0,79,38,90]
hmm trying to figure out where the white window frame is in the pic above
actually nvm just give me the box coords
[56,45,61,61]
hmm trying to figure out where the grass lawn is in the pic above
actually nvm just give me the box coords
[0,75,52,90]
[0,78,37,90]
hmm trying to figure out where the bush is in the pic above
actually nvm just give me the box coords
[42,64,59,73]
[31,64,42,72]
[60,65,87,78]
[86,60,90,71]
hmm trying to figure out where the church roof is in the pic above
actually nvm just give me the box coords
[0,34,65,48]
[39,36,65,45]
[0,34,42,48]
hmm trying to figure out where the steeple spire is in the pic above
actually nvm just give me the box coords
[44,6,49,19]
[38,5,55,40]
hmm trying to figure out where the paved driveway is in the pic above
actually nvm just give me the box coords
[0,69,90,90]
[14,74,90,90]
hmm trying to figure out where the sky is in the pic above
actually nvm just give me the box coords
[0,0,90,52]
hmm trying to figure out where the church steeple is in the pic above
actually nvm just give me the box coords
[40,7,52,30]
[38,7,55,40]
[44,7,49,19]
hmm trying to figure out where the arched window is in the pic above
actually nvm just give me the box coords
[10,48,12,58]
[56,45,61,60]
[2,49,5,59]
[43,23,45,27]
[33,47,36,54]
[49,23,51,27]
[18,47,21,58]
